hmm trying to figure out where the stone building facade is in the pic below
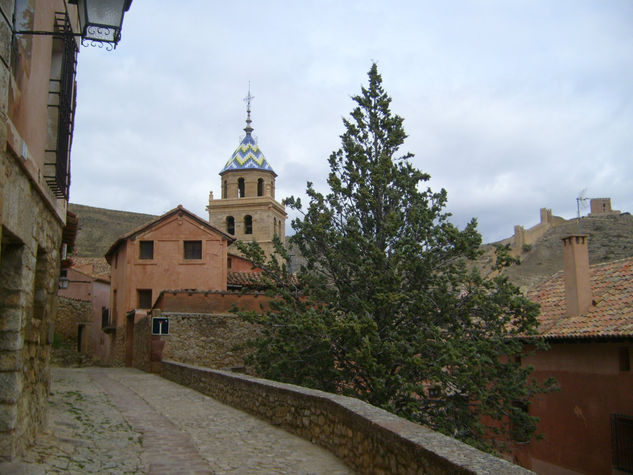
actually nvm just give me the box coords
[207,95,286,257]
[0,0,82,460]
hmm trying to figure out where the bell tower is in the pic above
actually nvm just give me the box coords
[207,90,286,257]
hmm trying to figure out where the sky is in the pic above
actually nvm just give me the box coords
[70,0,633,243]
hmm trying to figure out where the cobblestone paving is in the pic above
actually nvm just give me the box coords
[0,367,352,475]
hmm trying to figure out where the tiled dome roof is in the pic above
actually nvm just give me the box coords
[221,91,275,174]
[221,132,274,173]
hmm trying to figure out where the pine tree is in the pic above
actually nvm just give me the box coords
[238,63,555,453]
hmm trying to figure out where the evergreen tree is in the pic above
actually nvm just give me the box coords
[238,63,555,453]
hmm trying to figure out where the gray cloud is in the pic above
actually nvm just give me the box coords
[70,0,633,244]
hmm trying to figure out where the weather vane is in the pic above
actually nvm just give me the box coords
[243,82,254,134]
[244,82,254,114]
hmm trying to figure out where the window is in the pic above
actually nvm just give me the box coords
[238,178,245,198]
[137,289,152,309]
[223,180,227,198]
[112,289,118,324]
[274,217,277,236]
[101,307,110,328]
[184,240,202,259]
[510,401,530,443]
[43,13,78,200]
[620,347,630,371]
[244,215,253,235]
[139,240,154,259]
[226,216,235,234]
[612,414,633,472]
[152,317,169,335]
[257,178,264,196]
[227,257,232,269]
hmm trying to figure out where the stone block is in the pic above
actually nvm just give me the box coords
[0,308,22,332]
[0,373,21,403]
[0,331,23,351]
[0,351,20,371]
[0,404,17,431]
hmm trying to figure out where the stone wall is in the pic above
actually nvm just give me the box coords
[132,316,151,372]
[161,361,532,475]
[0,162,63,460]
[54,296,92,352]
[156,312,260,371]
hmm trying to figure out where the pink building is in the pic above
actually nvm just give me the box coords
[104,205,234,365]
[514,236,633,473]
[58,266,111,362]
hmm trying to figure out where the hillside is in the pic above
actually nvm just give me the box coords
[503,213,633,289]
[69,203,157,258]
[69,203,633,290]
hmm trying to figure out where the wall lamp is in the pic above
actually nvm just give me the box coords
[14,0,133,49]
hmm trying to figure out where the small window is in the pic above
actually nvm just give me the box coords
[223,180,227,198]
[238,178,245,198]
[244,215,253,235]
[139,240,154,259]
[619,347,630,371]
[137,289,152,309]
[227,257,232,269]
[152,317,169,335]
[257,178,264,196]
[612,414,633,472]
[226,216,235,235]
[184,240,202,259]
[510,401,530,443]
[101,307,110,328]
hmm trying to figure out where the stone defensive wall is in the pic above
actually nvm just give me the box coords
[161,360,532,474]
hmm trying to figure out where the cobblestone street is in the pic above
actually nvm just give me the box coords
[0,367,351,474]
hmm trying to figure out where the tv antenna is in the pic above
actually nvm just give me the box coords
[576,188,589,232]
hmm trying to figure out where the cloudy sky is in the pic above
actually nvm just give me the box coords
[70,0,633,243]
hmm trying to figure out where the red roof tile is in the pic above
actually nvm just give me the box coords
[528,257,633,339]
[227,271,268,287]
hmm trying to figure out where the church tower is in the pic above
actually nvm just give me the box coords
[207,91,286,257]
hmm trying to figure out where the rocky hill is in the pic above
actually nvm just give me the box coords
[503,213,633,289]
[69,203,157,258]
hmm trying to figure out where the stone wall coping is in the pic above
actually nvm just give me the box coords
[154,312,236,318]
[162,360,532,474]
[57,295,91,303]
[160,289,269,296]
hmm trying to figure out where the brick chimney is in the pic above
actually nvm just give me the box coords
[561,235,592,316]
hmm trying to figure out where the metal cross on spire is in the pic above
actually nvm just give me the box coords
[243,83,254,134]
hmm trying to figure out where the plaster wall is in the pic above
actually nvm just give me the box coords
[227,253,261,273]
[516,341,633,474]
[89,280,111,363]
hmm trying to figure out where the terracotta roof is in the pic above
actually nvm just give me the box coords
[227,271,268,288]
[528,257,633,339]
[105,205,235,262]
[227,271,299,289]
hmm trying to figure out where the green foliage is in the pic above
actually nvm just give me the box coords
[237,64,556,453]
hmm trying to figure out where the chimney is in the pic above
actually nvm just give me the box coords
[561,235,592,316]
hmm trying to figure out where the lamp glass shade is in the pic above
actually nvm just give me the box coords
[76,0,131,44]
[59,276,70,289]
